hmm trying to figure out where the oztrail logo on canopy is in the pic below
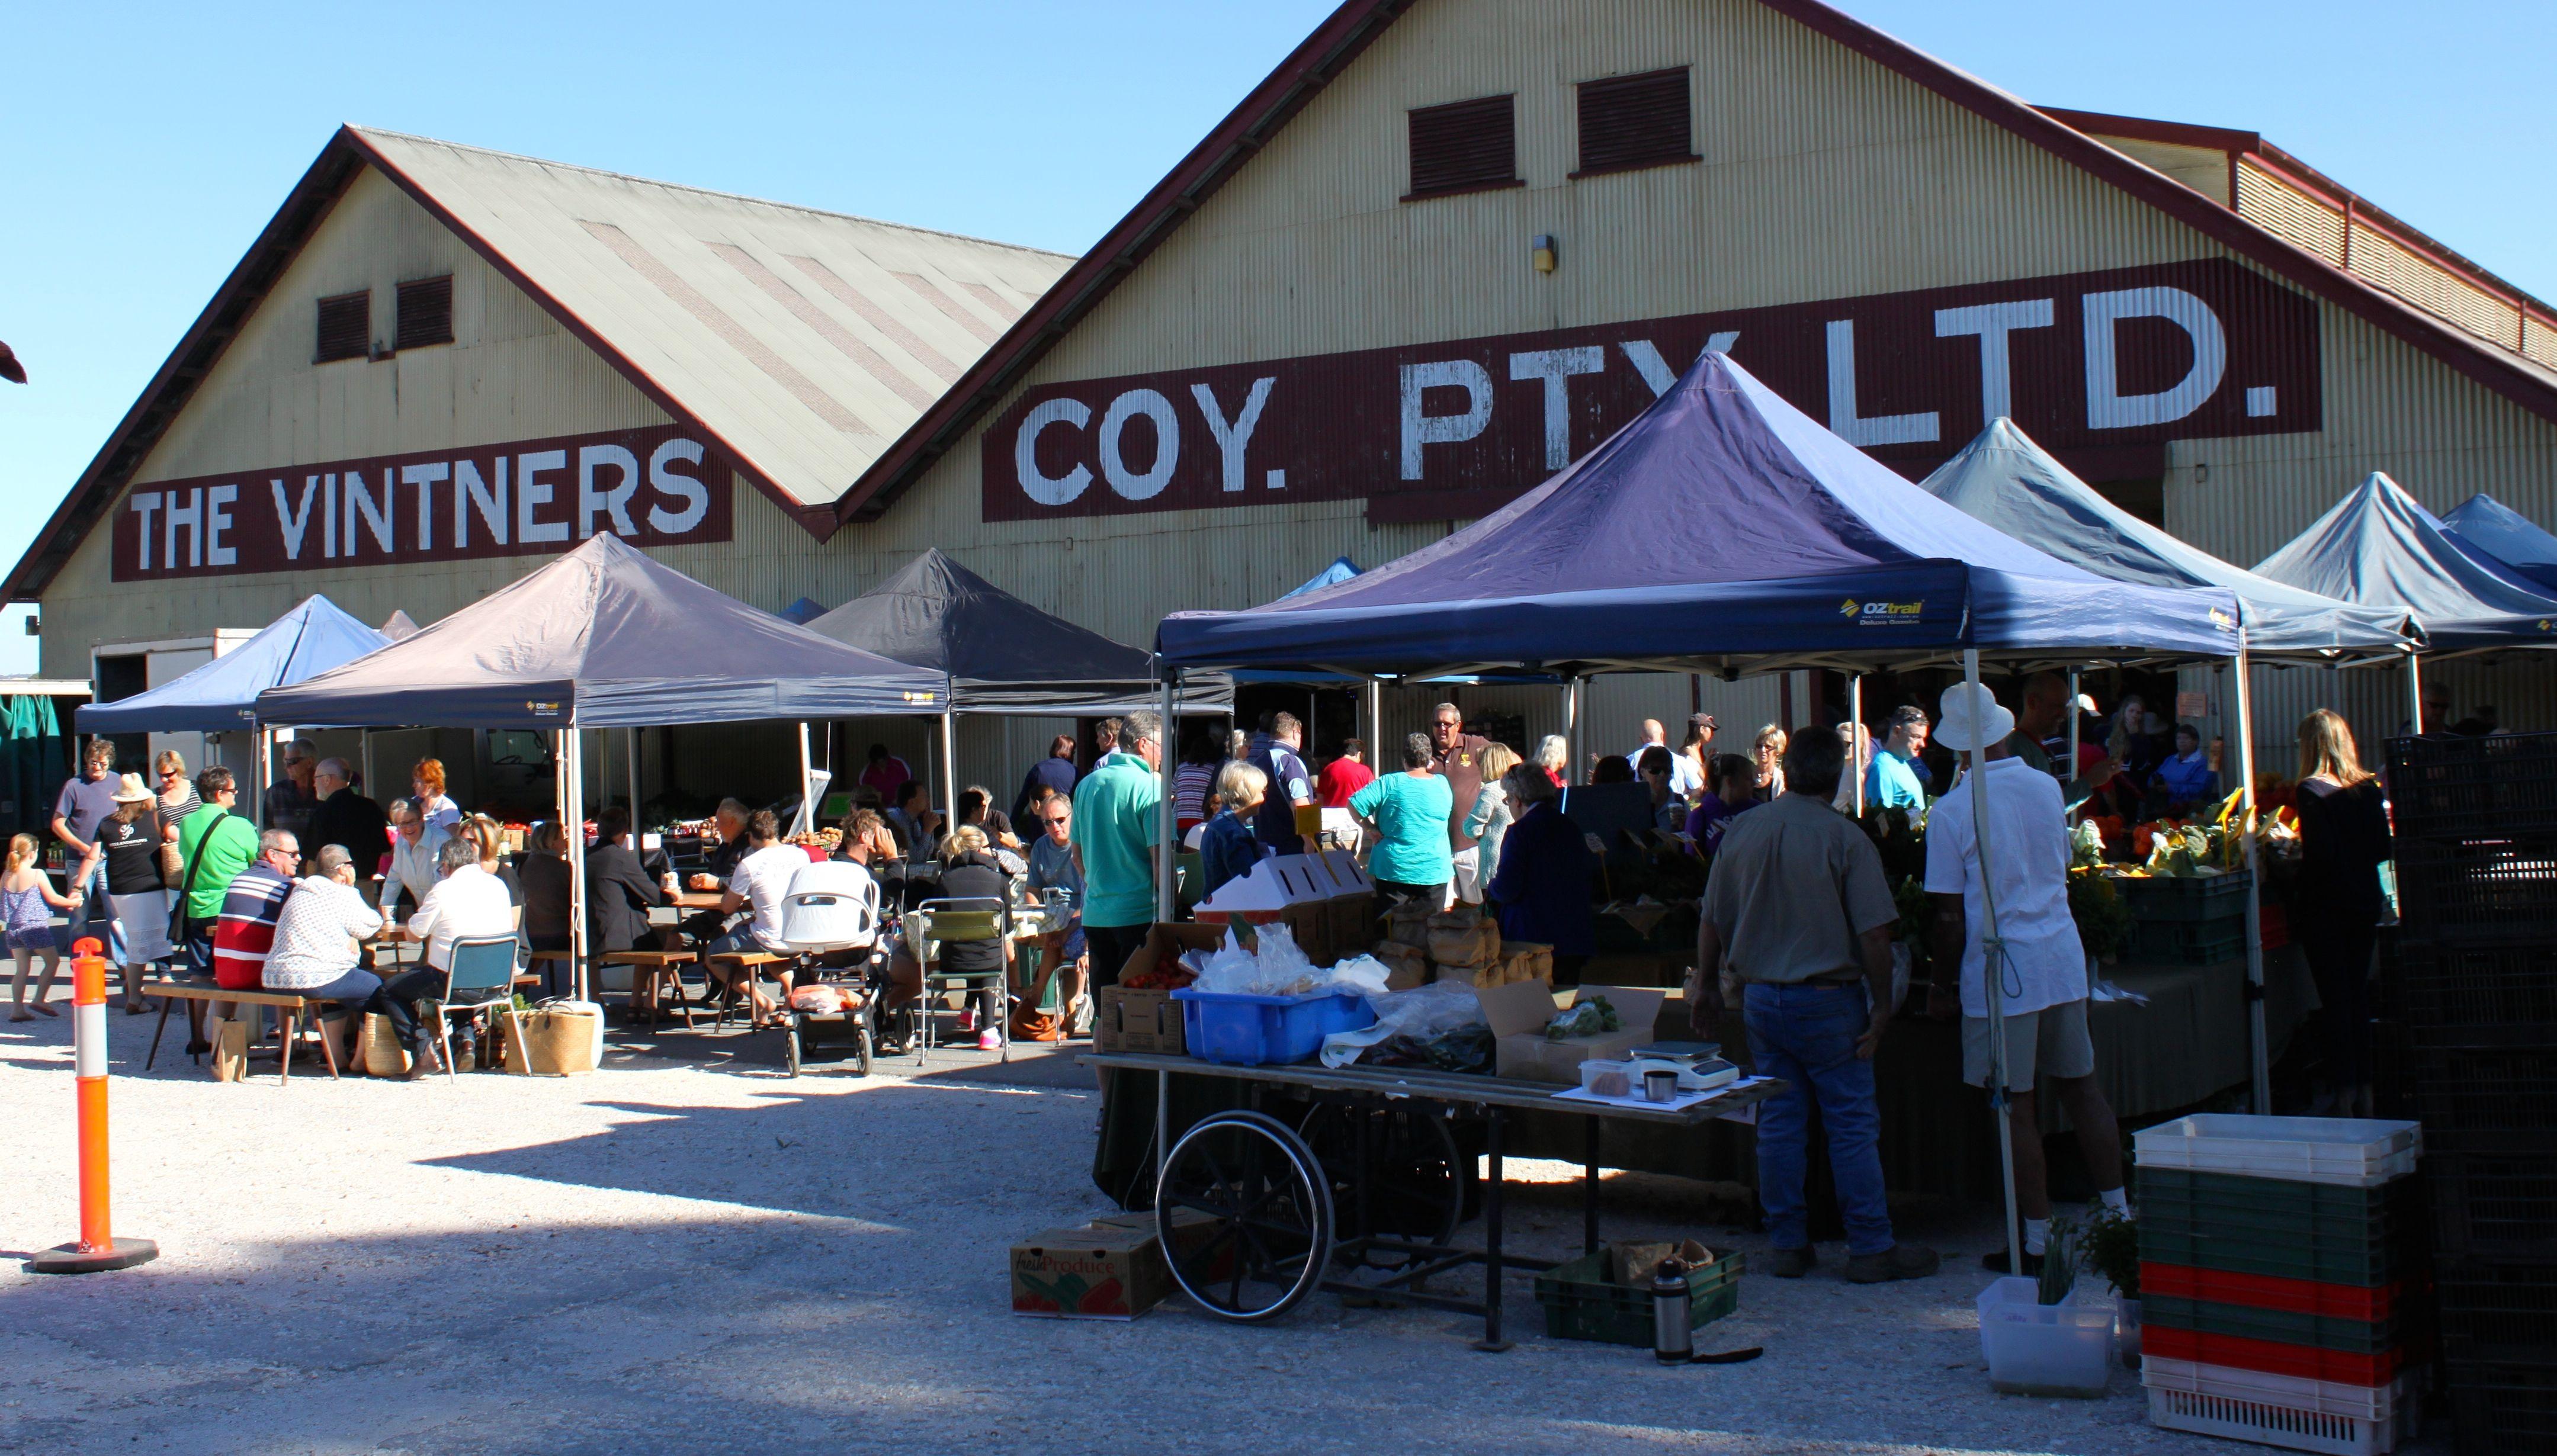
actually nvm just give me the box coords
[1841,599,1924,624]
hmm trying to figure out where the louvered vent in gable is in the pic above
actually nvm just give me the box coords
[395,276,454,350]
[1574,67,1696,177]
[1405,94,1520,201]
[315,291,370,363]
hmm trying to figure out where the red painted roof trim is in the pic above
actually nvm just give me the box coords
[830,0,2557,530]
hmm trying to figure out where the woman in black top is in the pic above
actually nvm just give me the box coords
[881,825,1013,1052]
[99,777,173,1010]
[2289,709,2393,1118]
[519,821,573,954]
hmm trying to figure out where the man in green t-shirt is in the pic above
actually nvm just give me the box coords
[175,767,261,976]
[1070,710,1163,988]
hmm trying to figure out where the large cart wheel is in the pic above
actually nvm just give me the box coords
[1297,1103,1464,1265]
[1156,1109,1334,1322]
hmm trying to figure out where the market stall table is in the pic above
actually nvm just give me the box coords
[1083,1050,1782,1348]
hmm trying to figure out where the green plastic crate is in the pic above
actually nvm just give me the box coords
[1532,1246,1742,1347]
[2116,872,2253,921]
[2137,1172,2423,1288]
[2138,1167,2414,1225]
[2142,1293,2403,1354]
[2137,1223,2407,1288]
[2128,916,2247,965]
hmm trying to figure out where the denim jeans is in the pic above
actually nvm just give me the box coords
[1743,981,1894,1256]
[68,860,126,964]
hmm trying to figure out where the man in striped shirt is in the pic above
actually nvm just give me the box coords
[211,829,299,993]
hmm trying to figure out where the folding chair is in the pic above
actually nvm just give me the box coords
[428,936,522,1079]
[909,894,1010,1064]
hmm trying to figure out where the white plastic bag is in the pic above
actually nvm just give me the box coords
[1194,929,1264,995]
[1326,954,1392,999]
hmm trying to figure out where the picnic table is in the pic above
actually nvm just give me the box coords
[1081,1051,1782,1348]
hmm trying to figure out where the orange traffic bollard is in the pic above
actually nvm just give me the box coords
[30,937,158,1274]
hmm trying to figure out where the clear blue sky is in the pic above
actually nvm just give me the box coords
[3,0,2548,671]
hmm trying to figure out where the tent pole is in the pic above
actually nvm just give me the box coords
[939,711,958,840]
[626,727,640,831]
[796,722,814,837]
[2233,641,2270,1114]
[1964,648,2024,1278]
[2065,668,2082,826]
[1366,677,1382,761]
[2405,649,2425,733]
[1849,674,1865,816]
[360,730,374,803]
[561,728,588,1004]
[254,731,268,830]
[1158,669,1179,924]
[1564,676,1583,785]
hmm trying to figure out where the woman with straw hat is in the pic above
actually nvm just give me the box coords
[98,773,175,1011]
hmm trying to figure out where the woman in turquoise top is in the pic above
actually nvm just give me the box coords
[1349,733,1456,908]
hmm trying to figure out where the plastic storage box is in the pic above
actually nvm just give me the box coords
[1977,1277,2116,1397]
[1169,986,1374,1066]
[2141,1263,2405,1322]
[1531,1246,1743,1346]
[2143,1356,2414,1456]
[2132,1115,2421,1188]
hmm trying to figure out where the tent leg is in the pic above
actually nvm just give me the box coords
[253,731,269,830]
[2232,645,2270,1115]
[1564,677,1583,786]
[796,722,814,837]
[2405,650,2426,733]
[1849,674,1864,816]
[1963,648,2023,1279]
[361,730,374,803]
[560,729,588,1004]
[1158,670,1179,924]
[1366,678,1382,760]
[939,712,958,841]
[626,727,640,831]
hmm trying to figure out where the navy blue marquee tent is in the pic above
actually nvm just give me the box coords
[2253,473,2557,651]
[1920,420,2415,658]
[256,533,947,729]
[79,594,390,733]
[1157,353,2241,676]
[2441,492,2557,593]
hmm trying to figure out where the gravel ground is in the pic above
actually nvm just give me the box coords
[1,988,2439,1455]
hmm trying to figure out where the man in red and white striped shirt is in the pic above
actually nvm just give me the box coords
[211,830,299,992]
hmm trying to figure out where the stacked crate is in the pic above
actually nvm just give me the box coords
[2386,732,2557,1455]
[2120,870,2255,965]
[2136,1115,2425,1454]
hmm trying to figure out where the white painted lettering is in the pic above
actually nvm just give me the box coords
[273,478,320,560]
[402,462,448,551]
[1398,359,1494,480]
[205,484,238,567]
[577,443,642,537]
[1934,298,2055,423]
[344,468,396,555]
[165,486,203,569]
[1015,397,1093,506]
[454,458,509,548]
[323,474,339,558]
[1189,378,1275,493]
[1824,320,1939,446]
[515,449,570,544]
[129,493,160,571]
[1508,347,1606,470]
[1098,388,1179,500]
[2084,287,2227,429]
[646,439,708,533]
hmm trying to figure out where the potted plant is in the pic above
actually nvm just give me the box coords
[2078,1206,2142,1367]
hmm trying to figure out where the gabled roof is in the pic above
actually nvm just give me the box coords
[829,0,2557,526]
[5,125,1073,599]
[2253,473,2557,651]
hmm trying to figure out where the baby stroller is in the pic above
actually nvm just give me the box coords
[775,860,884,1077]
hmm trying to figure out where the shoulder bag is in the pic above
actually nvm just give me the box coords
[168,810,235,946]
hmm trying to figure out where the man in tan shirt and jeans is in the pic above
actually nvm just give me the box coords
[1690,727,1938,1284]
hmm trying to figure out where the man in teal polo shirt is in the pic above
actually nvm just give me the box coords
[1070,709,1163,989]
[1864,705,1932,812]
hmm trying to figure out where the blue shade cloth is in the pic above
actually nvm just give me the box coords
[806,548,1228,715]
[78,594,389,733]
[1279,557,1361,599]
[1921,420,2415,657]
[254,534,948,729]
[2252,473,2557,650]
[1157,353,2240,673]
[2441,493,2557,593]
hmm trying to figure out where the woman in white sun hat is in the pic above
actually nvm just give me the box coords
[1920,680,2128,1275]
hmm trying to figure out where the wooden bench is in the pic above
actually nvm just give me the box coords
[601,950,701,1030]
[705,951,788,1029]
[143,979,342,1082]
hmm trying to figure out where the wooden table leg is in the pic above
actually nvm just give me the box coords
[147,992,175,1070]
[278,1005,296,1085]
[315,1005,341,1079]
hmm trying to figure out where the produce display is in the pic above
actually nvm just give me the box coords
[1545,995,1623,1041]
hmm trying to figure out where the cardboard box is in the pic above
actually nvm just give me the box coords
[1010,1224,1174,1320]
[1093,986,1188,1055]
[1480,981,1666,1084]
[1324,891,1375,962]
[1111,922,1228,984]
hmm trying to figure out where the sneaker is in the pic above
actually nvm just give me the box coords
[1844,1245,1941,1283]
[1979,1248,2045,1277]
[977,1029,1004,1052]
[956,1008,978,1034]
[1766,1246,1818,1279]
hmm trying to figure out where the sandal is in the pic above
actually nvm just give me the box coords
[8,1011,30,1023]
[33,1002,59,1017]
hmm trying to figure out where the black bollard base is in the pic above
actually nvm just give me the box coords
[28,1237,159,1274]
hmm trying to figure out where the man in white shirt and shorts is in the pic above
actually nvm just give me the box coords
[705,809,803,1020]
[1923,682,2128,1275]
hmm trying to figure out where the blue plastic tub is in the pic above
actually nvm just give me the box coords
[1170,987,1375,1066]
